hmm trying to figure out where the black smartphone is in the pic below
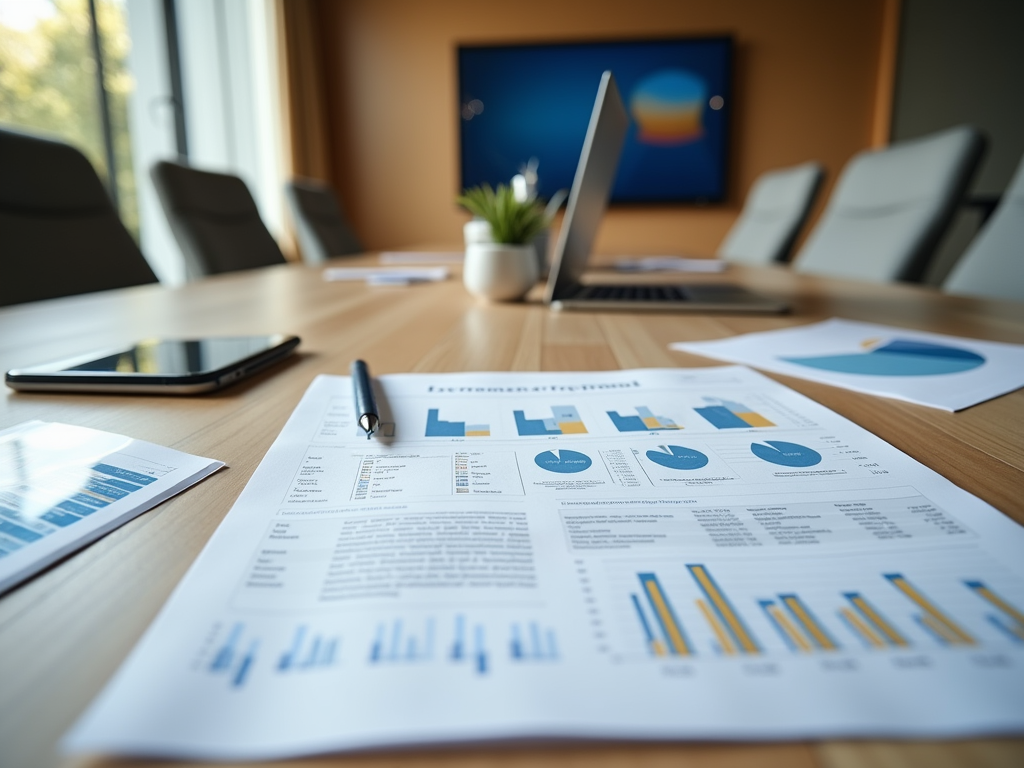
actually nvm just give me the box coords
[5,335,301,394]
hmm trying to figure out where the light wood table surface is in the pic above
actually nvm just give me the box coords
[1,256,1022,768]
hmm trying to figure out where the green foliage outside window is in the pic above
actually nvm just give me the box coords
[0,0,138,238]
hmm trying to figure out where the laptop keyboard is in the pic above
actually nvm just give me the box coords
[569,284,692,302]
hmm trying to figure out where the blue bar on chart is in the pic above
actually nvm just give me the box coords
[209,622,258,688]
[509,621,559,661]
[448,615,489,674]
[369,618,436,663]
[635,573,692,656]
[425,408,490,437]
[760,599,813,652]
[694,397,775,429]
[607,406,682,432]
[278,625,340,671]
[965,580,1024,644]
[885,573,975,646]
[514,405,587,436]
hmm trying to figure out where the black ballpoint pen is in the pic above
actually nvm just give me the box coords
[351,359,379,439]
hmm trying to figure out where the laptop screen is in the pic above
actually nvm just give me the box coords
[544,72,630,303]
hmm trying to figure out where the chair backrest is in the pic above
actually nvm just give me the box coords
[943,153,1024,303]
[150,161,286,277]
[0,127,157,307]
[717,162,824,265]
[285,179,363,264]
[793,126,986,283]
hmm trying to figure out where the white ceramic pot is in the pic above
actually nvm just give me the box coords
[463,242,539,302]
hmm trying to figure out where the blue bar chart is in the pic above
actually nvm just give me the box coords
[509,621,559,662]
[208,623,259,688]
[369,618,436,663]
[608,407,682,432]
[694,397,775,429]
[514,406,587,436]
[425,409,490,437]
[278,625,339,672]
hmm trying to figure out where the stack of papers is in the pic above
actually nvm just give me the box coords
[323,266,449,285]
[0,421,223,594]
[68,368,1024,759]
[671,318,1024,411]
[380,251,465,264]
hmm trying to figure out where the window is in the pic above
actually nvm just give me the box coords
[0,0,138,236]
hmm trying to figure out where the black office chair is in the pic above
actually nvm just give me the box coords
[0,127,158,307]
[151,160,287,277]
[285,178,363,264]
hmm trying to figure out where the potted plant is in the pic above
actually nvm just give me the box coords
[457,184,551,301]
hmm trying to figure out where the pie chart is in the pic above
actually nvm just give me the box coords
[750,440,821,468]
[782,339,985,376]
[535,449,593,474]
[646,445,709,470]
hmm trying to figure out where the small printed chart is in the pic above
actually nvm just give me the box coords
[783,339,986,377]
[750,440,822,468]
[607,407,682,432]
[514,406,587,436]
[534,449,592,474]
[694,397,775,429]
[645,445,709,470]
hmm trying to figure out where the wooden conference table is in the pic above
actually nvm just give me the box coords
[0,255,1022,768]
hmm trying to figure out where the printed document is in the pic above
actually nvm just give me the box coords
[0,421,223,594]
[67,368,1024,759]
[671,318,1024,411]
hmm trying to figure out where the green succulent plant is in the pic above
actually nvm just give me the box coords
[457,183,551,245]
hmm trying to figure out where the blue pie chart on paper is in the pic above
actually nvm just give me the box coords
[782,339,985,377]
[750,440,821,468]
[646,445,709,470]
[535,449,593,474]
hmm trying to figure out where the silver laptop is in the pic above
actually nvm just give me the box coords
[544,71,788,314]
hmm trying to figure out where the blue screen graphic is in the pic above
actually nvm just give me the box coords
[458,38,732,203]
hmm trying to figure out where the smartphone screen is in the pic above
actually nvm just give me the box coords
[6,335,300,394]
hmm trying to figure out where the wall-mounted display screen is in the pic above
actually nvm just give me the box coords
[458,37,732,204]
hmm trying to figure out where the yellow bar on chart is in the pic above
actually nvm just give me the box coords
[768,604,813,652]
[967,582,1024,628]
[688,565,760,654]
[781,595,838,651]
[697,599,737,655]
[840,607,886,649]
[642,576,692,656]
[848,594,909,647]
[887,574,975,645]
[736,411,775,428]
[557,421,588,434]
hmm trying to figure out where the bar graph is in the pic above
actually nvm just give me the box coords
[607,407,682,432]
[449,614,489,674]
[965,580,1024,644]
[514,405,587,436]
[687,564,761,654]
[694,397,775,429]
[208,622,259,688]
[510,621,559,662]
[885,573,976,646]
[425,408,490,437]
[839,592,909,649]
[0,459,160,556]
[632,572,693,656]
[277,625,339,671]
[369,618,437,663]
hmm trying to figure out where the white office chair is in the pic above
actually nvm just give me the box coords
[793,126,986,283]
[943,153,1024,303]
[717,162,823,265]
